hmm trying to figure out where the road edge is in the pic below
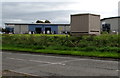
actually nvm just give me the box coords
[2,50,119,61]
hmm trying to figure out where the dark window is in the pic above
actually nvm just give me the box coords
[102,24,110,33]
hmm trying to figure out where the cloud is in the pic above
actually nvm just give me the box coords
[1,0,119,28]
[1,0,81,2]
[2,2,76,24]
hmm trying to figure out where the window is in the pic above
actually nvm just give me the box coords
[102,23,110,33]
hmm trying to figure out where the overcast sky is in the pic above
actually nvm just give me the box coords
[1,0,120,27]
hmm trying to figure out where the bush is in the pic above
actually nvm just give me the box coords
[2,34,119,52]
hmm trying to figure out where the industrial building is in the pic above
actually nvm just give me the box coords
[71,13,100,36]
[5,23,70,34]
[101,16,120,34]
[5,13,102,35]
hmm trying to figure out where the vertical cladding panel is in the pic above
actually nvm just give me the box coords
[89,15,100,34]
[58,26,71,34]
[21,25,28,34]
[108,18,118,32]
[58,26,64,34]
[71,15,89,32]
[66,26,71,31]
[14,25,21,34]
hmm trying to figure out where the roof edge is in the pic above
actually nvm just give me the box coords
[4,23,70,26]
[71,13,100,16]
[101,16,120,21]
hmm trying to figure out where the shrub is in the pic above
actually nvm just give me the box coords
[2,34,119,53]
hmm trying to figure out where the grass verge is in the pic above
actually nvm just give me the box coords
[2,45,119,59]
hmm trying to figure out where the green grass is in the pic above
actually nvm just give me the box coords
[1,34,119,59]
[2,45,119,59]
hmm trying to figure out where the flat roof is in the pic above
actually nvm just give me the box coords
[71,13,100,16]
[101,16,120,21]
[5,23,70,26]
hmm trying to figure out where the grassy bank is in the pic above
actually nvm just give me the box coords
[1,34,120,58]
[2,45,119,58]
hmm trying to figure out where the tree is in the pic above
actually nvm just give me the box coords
[45,20,51,23]
[36,20,51,23]
[2,28,6,32]
[2,28,10,33]
[36,20,44,23]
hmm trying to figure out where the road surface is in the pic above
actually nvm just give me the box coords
[2,51,119,77]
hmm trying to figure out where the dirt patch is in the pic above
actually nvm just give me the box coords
[2,70,31,77]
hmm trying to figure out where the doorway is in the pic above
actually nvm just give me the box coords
[35,28,42,34]
[45,27,51,34]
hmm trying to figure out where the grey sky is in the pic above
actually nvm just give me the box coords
[2,2,77,27]
[1,0,120,27]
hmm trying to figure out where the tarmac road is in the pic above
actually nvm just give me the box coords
[2,51,119,77]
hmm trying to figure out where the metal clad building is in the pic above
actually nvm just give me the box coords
[5,23,70,34]
[101,17,120,34]
[6,13,118,35]
[28,24,58,34]
[71,13,100,35]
